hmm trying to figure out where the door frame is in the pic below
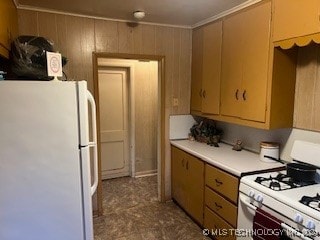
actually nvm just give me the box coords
[92,53,165,216]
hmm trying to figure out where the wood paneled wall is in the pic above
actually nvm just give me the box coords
[134,61,158,174]
[294,43,320,131]
[18,9,192,199]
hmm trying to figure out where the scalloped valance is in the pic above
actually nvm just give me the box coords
[274,33,320,49]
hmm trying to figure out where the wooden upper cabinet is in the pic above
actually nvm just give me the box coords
[220,11,244,118]
[273,0,320,42]
[221,1,271,122]
[191,21,222,115]
[0,0,18,58]
[190,0,296,129]
[240,2,271,122]
[201,21,222,115]
[191,27,203,112]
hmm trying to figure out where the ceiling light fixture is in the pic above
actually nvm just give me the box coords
[133,11,145,20]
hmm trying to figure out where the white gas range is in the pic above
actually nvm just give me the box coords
[238,141,320,240]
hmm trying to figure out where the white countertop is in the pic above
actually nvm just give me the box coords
[171,140,285,177]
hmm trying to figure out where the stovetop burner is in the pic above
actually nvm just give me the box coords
[255,173,316,191]
[300,194,320,212]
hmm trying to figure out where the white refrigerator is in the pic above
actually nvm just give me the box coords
[0,80,98,240]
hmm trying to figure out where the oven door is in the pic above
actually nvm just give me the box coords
[237,192,257,240]
[237,192,315,240]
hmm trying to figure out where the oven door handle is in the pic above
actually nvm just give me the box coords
[239,195,257,211]
[281,223,314,240]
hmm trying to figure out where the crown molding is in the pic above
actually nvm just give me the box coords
[192,0,262,28]
[17,5,192,29]
[16,0,262,30]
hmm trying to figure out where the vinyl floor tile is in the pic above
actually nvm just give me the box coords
[94,176,209,240]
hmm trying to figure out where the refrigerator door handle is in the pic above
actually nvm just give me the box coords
[87,90,98,196]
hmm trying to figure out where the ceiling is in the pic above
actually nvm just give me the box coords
[16,0,255,27]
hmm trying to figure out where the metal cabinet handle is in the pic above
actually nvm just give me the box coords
[202,90,206,99]
[215,202,223,210]
[243,90,247,101]
[215,179,223,186]
[199,89,203,98]
[186,160,189,170]
[235,89,239,100]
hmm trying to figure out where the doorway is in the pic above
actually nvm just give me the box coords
[93,53,165,215]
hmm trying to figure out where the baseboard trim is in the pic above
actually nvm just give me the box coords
[134,170,158,178]
[102,172,130,180]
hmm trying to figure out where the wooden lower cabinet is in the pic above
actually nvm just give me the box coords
[204,207,236,240]
[205,187,237,227]
[171,146,204,225]
[171,146,240,234]
[204,164,239,239]
[171,146,188,209]
[186,152,205,224]
[205,164,239,203]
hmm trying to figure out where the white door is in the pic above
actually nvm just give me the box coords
[98,68,130,179]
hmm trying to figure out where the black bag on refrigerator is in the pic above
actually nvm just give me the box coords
[11,36,67,80]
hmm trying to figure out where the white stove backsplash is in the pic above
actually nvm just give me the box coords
[169,115,195,140]
[216,121,320,162]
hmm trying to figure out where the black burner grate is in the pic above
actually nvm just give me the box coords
[255,173,316,191]
[300,194,320,212]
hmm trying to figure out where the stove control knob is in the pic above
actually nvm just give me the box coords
[255,194,263,203]
[306,220,316,230]
[294,213,303,224]
[248,190,255,198]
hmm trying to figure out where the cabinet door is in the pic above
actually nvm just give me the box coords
[186,154,204,225]
[240,1,271,122]
[0,0,17,58]
[202,21,222,115]
[0,0,10,57]
[171,147,187,209]
[191,27,203,112]
[273,0,320,42]
[220,12,244,118]
[9,1,18,44]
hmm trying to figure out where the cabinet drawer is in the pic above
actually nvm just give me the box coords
[205,164,239,203]
[205,187,237,227]
[204,207,236,240]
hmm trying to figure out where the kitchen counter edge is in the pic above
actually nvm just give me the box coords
[171,139,285,177]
